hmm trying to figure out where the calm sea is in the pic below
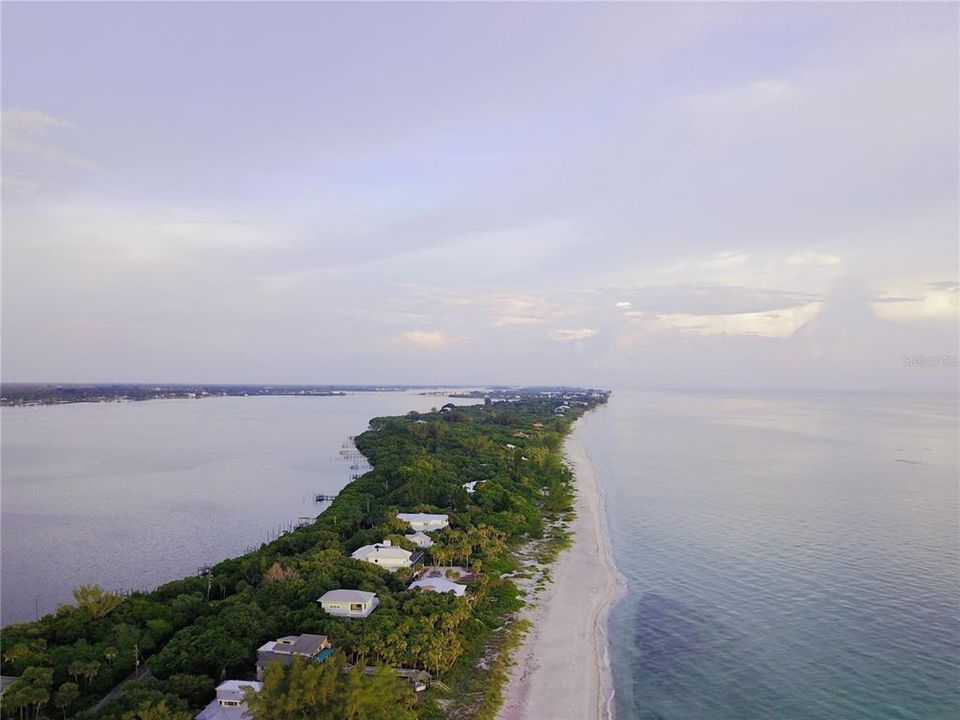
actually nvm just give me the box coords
[1,391,475,626]
[578,390,959,720]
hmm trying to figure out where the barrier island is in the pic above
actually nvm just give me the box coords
[0,388,609,720]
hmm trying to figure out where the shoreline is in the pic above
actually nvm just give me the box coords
[498,423,626,720]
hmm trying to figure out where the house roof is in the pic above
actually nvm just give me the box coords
[409,577,467,596]
[196,681,262,720]
[319,589,377,604]
[259,634,329,657]
[215,681,262,702]
[196,703,251,720]
[352,543,412,561]
[397,512,449,524]
[405,531,433,544]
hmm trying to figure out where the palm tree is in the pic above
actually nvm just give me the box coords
[54,682,80,720]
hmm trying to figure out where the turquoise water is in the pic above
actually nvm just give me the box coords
[578,391,959,720]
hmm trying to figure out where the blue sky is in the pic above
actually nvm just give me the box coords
[2,2,957,389]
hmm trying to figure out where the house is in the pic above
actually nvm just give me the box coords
[463,481,479,494]
[196,680,262,720]
[396,512,449,533]
[409,576,467,597]
[439,403,457,412]
[405,531,434,549]
[318,589,379,618]
[256,634,334,681]
[351,539,414,571]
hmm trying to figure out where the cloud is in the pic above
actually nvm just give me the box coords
[926,280,959,292]
[391,330,466,350]
[612,283,821,316]
[1,175,40,195]
[487,293,559,327]
[2,108,100,170]
[549,328,596,342]
[656,302,823,338]
[615,301,632,309]
[872,288,959,321]
[787,252,842,267]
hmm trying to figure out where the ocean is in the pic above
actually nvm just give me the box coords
[577,390,959,720]
[0,391,477,626]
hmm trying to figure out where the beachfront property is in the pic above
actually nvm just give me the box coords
[405,530,434,549]
[396,512,449,532]
[256,634,334,681]
[318,589,379,618]
[195,680,262,720]
[409,576,467,597]
[351,539,414,570]
[343,665,433,692]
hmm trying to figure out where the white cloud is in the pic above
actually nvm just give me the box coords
[872,286,959,322]
[1,175,40,195]
[656,302,823,338]
[2,108,100,170]
[787,252,842,267]
[549,328,596,342]
[615,301,632,309]
[392,330,466,350]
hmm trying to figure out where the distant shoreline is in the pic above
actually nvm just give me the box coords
[0,383,585,407]
[498,420,625,720]
[0,384,404,407]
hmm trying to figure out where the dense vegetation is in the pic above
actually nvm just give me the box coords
[0,390,608,719]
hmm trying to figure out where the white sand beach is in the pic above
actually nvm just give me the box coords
[498,427,625,720]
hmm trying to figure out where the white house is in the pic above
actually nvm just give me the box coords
[463,481,480,494]
[405,531,434,549]
[196,680,262,720]
[397,512,449,533]
[351,540,413,571]
[409,576,467,597]
[318,589,380,618]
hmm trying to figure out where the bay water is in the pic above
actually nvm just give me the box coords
[1,391,474,626]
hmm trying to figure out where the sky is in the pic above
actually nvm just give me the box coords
[2,2,957,390]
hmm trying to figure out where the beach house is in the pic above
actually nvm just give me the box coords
[405,530,434,549]
[397,512,449,532]
[195,680,262,720]
[409,576,467,597]
[351,539,414,570]
[256,634,334,681]
[318,589,380,618]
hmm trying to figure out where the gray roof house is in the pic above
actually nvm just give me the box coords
[396,512,449,532]
[256,634,334,681]
[195,680,262,720]
[318,589,380,618]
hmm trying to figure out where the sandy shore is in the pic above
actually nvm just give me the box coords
[498,426,625,720]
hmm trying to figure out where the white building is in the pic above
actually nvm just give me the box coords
[351,540,413,571]
[196,680,262,720]
[405,531,434,549]
[397,512,449,533]
[409,576,467,597]
[318,589,380,618]
[463,481,479,494]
